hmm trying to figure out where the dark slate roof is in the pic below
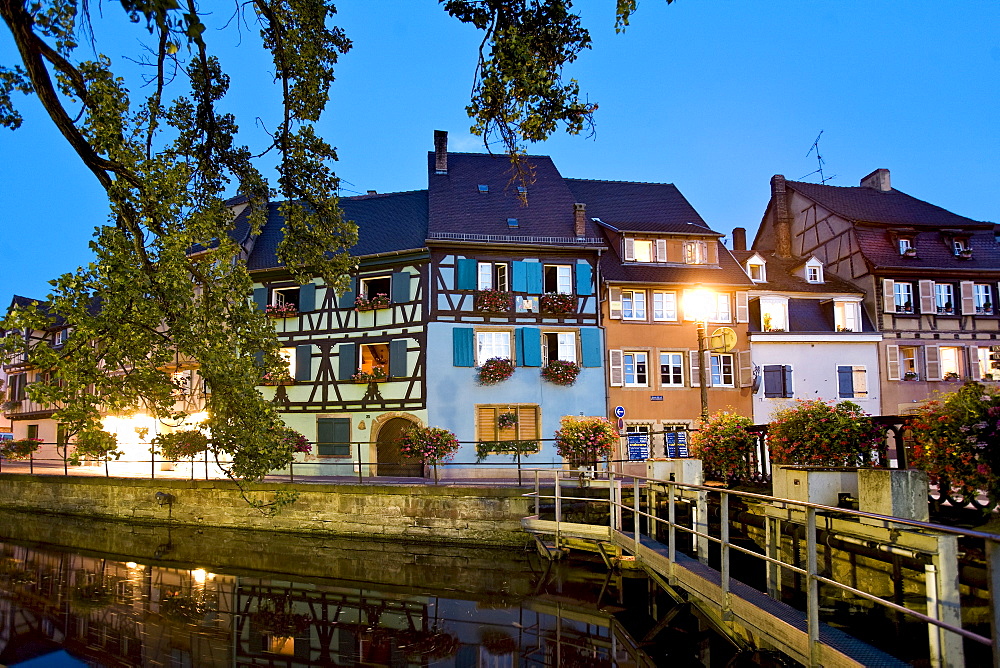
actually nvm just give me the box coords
[853,226,1000,272]
[600,241,755,287]
[732,251,863,294]
[747,298,875,333]
[786,180,991,228]
[427,153,603,240]
[246,191,428,271]
[565,179,717,234]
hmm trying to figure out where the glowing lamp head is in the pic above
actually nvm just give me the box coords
[685,287,715,323]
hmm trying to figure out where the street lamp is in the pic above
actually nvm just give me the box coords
[684,287,715,424]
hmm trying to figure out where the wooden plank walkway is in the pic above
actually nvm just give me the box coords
[523,515,908,668]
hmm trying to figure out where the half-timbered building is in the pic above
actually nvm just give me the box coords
[754,170,1000,415]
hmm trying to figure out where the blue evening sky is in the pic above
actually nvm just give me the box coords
[2,1,997,301]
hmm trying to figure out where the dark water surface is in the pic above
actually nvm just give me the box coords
[0,510,777,667]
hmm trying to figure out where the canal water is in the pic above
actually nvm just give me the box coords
[0,510,788,667]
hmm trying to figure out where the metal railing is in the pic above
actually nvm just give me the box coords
[523,467,999,667]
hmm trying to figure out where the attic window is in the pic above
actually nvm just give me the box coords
[507,218,519,228]
[898,238,914,255]
[807,266,823,283]
[747,262,765,282]
[517,186,527,194]
[478,184,489,193]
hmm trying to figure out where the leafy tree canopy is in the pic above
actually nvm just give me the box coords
[0,0,666,486]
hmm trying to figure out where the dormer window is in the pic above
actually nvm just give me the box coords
[684,241,708,265]
[953,239,972,257]
[834,300,862,332]
[747,262,766,282]
[759,297,788,332]
[633,240,653,262]
[898,238,917,256]
[803,258,824,284]
[624,237,667,263]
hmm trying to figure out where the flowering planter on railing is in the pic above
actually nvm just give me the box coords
[476,289,512,312]
[539,293,575,315]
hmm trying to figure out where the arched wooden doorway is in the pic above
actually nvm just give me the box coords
[375,417,423,477]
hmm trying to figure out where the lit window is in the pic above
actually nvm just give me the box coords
[978,348,992,380]
[542,332,577,365]
[900,346,919,379]
[623,352,648,387]
[278,347,296,375]
[358,343,389,377]
[710,354,734,387]
[894,283,914,313]
[659,353,684,386]
[940,346,961,379]
[622,290,647,320]
[711,294,731,322]
[935,283,955,314]
[835,301,861,332]
[652,291,677,321]
[760,299,787,331]
[975,284,993,314]
[684,241,708,265]
[632,240,653,262]
[476,331,511,366]
[748,263,765,282]
[543,265,573,294]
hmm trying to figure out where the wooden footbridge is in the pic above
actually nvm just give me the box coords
[520,469,1000,668]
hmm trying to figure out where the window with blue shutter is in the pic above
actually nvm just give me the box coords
[453,328,475,367]
[338,278,356,309]
[517,327,542,367]
[295,345,312,381]
[299,282,316,312]
[511,261,528,292]
[391,272,411,303]
[526,262,543,294]
[456,259,477,290]
[252,287,268,312]
[838,365,855,398]
[580,328,602,367]
[317,417,351,457]
[575,263,593,296]
[389,338,408,377]
[338,343,357,380]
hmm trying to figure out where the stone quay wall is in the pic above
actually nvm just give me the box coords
[0,474,534,546]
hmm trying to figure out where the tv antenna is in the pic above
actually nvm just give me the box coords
[801,130,836,184]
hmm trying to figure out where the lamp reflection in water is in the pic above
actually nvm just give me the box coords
[683,287,715,424]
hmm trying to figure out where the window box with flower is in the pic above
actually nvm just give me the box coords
[957,248,974,259]
[262,370,294,386]
[539,292,576,315]
[476,289,513,313]
[541,359,581,386]
[351,367,386,383]
[265,303,298,318]
[903,371,919,381]
[943,371,961,382]
[477,357,515,385]
[355,293,390,311]
[902,247,918,258]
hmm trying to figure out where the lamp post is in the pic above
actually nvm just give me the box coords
[684,288,715,425]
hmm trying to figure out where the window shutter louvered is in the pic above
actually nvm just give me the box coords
[511,261,527,292]
[338,278,356,309]
[609,350,624,386]
[667,240,683,263]
[580,328,602,367]
[837,365,854,398]
[452,328,475,367]
[456,259,477,290]
[299,282,316,312]
[763,365,782,397]
[391,272,411,303]
[477,406,497,442]
[735,292,749,323]
[526,262,543,294]
[519,327,542,366]
[689,350,701,387]
[968,346,981,380]
[655,239,667,262]
[886,345,900,380]
[882,279,895,314]
[738,350,753,388]
[609,287,622,319]
[708,242,719,265]
[252,287,268,312]
[518,405,540,440]
[295,345,312,381]
[960,281,975,315]
[918,280,935,314]
[389,338,408,378]
[624,238,635,261]
[925,345,941,380]
[338,343,357,380]
[575,263,593,295]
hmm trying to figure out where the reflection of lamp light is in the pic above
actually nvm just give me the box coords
[191,568,207,584]
[684,287,715,424]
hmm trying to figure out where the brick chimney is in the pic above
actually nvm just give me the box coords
[732,227,747,251]
[771,175,792,258]
[574,203,587,237]
[860,168,891,191]
[434,130,448,174]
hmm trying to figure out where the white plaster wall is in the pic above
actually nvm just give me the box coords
[750,340,882,424]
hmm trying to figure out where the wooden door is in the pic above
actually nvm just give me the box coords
[375,418,423,477]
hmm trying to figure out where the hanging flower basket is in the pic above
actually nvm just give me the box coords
[355,293,390,311]
[476,289,513,312]
[0,438,42,460]
[351,367,386,383]
[541,360,581,386]
[478,357,515,385]
[265,303,298,318]
[497,411,519,430]
[540,292,576,315]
